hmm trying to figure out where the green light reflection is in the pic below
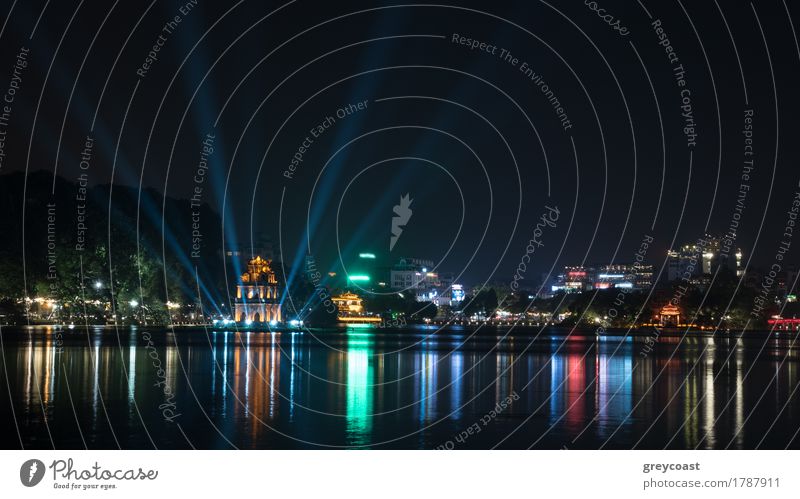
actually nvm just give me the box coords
[346,332,374,445]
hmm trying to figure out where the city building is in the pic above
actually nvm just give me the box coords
[550,266,592,293]
[550,264,654,293]
[389,257,462,304]
[597,263,653,289]
[390,257,436,289]
[666,235,742,281]
[234,256,282,323]
[451,283,466,303]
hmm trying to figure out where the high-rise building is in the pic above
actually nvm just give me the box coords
[390,257,436,289]
[596,263,654,289]
[667,243,701,282]
[389,257,462,304]
[550,266,592,293]
[666,235,742,281]
[550,264,654,293]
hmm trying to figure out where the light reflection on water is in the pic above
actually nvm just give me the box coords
[1,327,798,449]
[346,333,372,444]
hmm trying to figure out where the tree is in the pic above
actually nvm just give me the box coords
[462,288,499,317]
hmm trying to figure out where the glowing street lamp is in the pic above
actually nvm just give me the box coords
[94,281,103,290]
[129,299,139,308]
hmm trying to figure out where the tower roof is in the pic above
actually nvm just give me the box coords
[241,256,277,284]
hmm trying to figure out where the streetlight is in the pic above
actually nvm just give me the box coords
[129,299,139,308]
[94,281,103,290]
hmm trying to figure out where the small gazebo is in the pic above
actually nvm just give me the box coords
[655,303,681,326]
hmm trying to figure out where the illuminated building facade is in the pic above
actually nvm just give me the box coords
[768,318,800,331]
[551,264,653,293]
[423,284,464,307]
[451,284,466,303]
[596,264,653,289]
[390,257,436,289]
[331,292,381,323]
[551,266,592,293]
[655,303,681,327]
[389,257,460,304]
[332,292,364,316]
[234,256,281,323]
[768,303,800,331]
[666,235,743,281]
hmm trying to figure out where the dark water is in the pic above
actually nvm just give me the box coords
[1,326,798,449]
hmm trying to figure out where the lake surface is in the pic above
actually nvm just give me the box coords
[1,326,798,449]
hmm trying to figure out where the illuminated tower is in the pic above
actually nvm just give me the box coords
[234,256,282,323]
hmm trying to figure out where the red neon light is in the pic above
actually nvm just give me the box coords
[768,318,800,325]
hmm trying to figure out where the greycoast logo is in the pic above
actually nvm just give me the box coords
[20,459,45,487]
[390,193,413,251]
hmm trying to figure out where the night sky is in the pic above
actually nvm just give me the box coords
[2,0,799,288]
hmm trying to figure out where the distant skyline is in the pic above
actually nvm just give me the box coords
[1,1,798,290]
[3,0,800,458]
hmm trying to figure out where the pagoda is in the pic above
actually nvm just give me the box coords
[234,256,281,323]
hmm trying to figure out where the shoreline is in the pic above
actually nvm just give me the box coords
[0,323,792,337]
